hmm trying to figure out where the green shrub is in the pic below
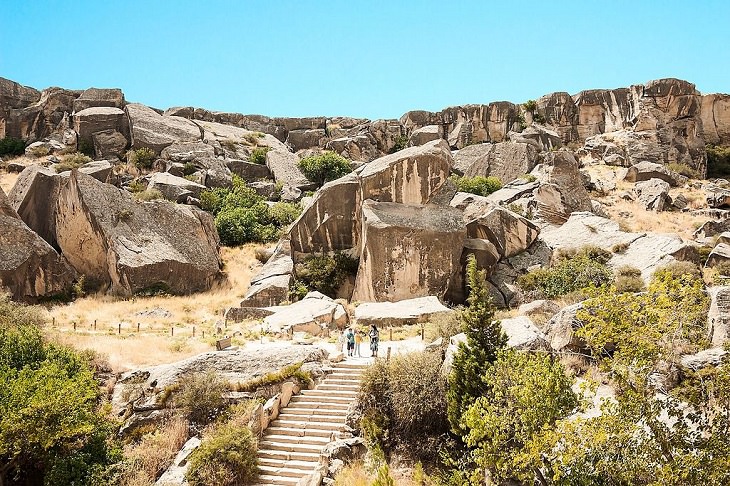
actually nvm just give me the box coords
[183,162,197,176]
[297,151,352,186]
[666,162,700,179]
[294,251,359,298]
[449,174,502,197]
[359,351,449,461]
[390,135,409,153]
[655,260,702,281]
[128,147,156,169]
[517,246,614,299]
[173,370,227,425]
[215,204,278,246]
[229,363,312,392]
[127,180,146,193]
[134,189,164,201]
[707,144,730,178]
[185,425,258,486]
[248,147,270,164]
[523,99,537,112]
[0,137,25,157]
[54,152,93,173]
[78,138,95,157]
[268,201,301,227]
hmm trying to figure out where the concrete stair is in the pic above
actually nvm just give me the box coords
[252,360,368,485]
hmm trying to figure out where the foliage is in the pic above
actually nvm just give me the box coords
[248,146,270,164]
[0,294,119,485]
[185,424,258,486]
[200,176,301,246]
[133,188,164,201]
[655,260,702,281]
[462,349,578,484]
[447,254,507,435]
[172,370,227,425]
[297,151,352,186]
[128,147,156,169]
[614,265,645,293]
[517,245,614,299]
[55,152,92,173]
[706,144,730,178]
[294,251,359,298]
[390,135,409,153]
[229,362,312,392]
[666,162,700,179]
[359,351,449,461]
[449,174,502,197]
[126,180,146,193]
[522,99,537,113]
[78,138,95,157]
[0,137,25,157]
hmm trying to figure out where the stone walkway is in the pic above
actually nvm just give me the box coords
[253,360,369,485]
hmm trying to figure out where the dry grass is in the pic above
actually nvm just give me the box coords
[333,462,371,486]
[121,414,189,486]
[333,461,436,486]
[597,195,706,240]
[46,244,266,371]
[0,168,20,194]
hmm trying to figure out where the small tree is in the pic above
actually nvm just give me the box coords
[447,254,507,435]
[297,151,352,186]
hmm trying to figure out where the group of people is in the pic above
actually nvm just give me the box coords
[342,324,379,358]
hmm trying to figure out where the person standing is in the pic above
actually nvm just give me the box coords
[369,324,379,358]
[346,327,355,357]
[354,330,362,357]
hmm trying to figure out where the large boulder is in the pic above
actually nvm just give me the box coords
[73,107,128,146]
[227,159,272,181]
[507,124,562,151]
[708,286,730,347]
[55,171,221,295]
[500,316,551,350]
[160,141,215,162]
[125,103,202,153]
[634,178,671,211]
[92,129,129,159]
[265,149,312,190]
[73,87,125,112]
[409,125,442,146]
[262,292,348,335]
[704,183,730,209]
[354,296,453,327]
[352,200,466,302]
[624,161,684,186]
[706,242,730,268]
[0,186,75,301]
[461,141,539,184]
[8,165,63,248]
[543,302,586,352]
[239,240,293,307]
[147,172,207,203]
[534,150,592,224]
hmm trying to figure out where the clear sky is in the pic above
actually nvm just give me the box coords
[2,0,728,120]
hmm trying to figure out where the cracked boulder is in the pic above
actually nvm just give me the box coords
[125,103,202,153]
[535,150,592,224]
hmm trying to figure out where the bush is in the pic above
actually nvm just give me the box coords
[0,137,25,157]
[517,246,614,299]
[185,424,258,486]
[78,138,95,157]
[359,351,449,461]
[173,371,228,425]
[54,152,92,173]
[707,144,730,178]
[297,151,352,186]
[614,265,645,293]
[666,162,700,179]
[449,174,502,197]
[134,188,164,202]
[268,201,301,227]
[523,99,537,112]
[655,260,702,281]
[215,204,278,246]
[390,135,409,153]
[229,363,312,392]
[248,147,270,164]
[294,251,359,298]
[128,147,156,169]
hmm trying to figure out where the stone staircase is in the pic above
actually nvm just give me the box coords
[253,361,368,485]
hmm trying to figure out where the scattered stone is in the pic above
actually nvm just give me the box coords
[500,316,551,350]
[680,347,728,371]
[634,178,671,211]
[262,292,348,335]
[147,172,207,202]
[543,303,586,352]
[624,161,685,187]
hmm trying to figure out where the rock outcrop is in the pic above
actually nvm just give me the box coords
[353,296,453,327]
[125,103,202,153]
[535,150,592,224]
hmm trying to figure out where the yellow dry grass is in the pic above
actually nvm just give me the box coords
[46,244,266,371]
[0,168,19,194]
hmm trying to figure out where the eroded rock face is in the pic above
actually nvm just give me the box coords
[74,107,128,147]
[535,150,592,224]
[239,240,293,307]
[73,87,125,112]
[460,141,539,184]
[55,171,221,295]
[0,186,75,301]
[701,94,730,145]
[9,165,63,249]
[352,200,466,302]
[354,296,453,327]
[708,286,730,347]
[125,103,202,153]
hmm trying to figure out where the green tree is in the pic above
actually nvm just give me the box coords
[297,151,352,186]
[447,254,507,435]
[462,349,578,485]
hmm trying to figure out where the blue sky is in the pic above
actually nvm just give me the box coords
[2,1,728,120]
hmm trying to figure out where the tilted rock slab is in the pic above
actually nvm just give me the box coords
[459,141,539,184]
[535,150,592,224]
[55,170,221,295]
[125,103,202,153]
[9,165,64,248]
[262,292,348,335]
[708,286,730,347]
[0,186,75,301]
[353,296,453,327]
[352,200,466,302]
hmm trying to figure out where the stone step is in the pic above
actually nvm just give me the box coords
[317,383,360,392]
[259,440,324,454]
[260,434,331,447]
[333,363,370,370]
[277,412,345,424]
[324,376,362,384]
[258,464,314,478]
[270,419,345,431]
[252,474,300,485]
[282,406,345,417]
[265,426,334,438]
[288,397,351,409]
[258,449,321,462]
[258,455,320,469]
[299,389,357,399]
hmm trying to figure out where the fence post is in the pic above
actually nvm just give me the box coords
[118,323,121,335]
[386,347,391,362]
[137,322,140,333]
[73,321,76,332]
[94,319,97,331]
[193,326,196,337]
[171,327,174,337]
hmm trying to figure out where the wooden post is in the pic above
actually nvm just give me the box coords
[171,327,174,337]
[52,317,56,327]
[389,328,393,342]
[202,330,205,339]
[421,324,425,341]
[94,319,97,331]
[192,326,196,337]
[73,321,76,332]
[224,318,228,329]
[386,347,392,362]
[137,322,140,333]
[118,323,121,335]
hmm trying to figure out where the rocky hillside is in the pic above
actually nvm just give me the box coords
[1,76,729,304]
